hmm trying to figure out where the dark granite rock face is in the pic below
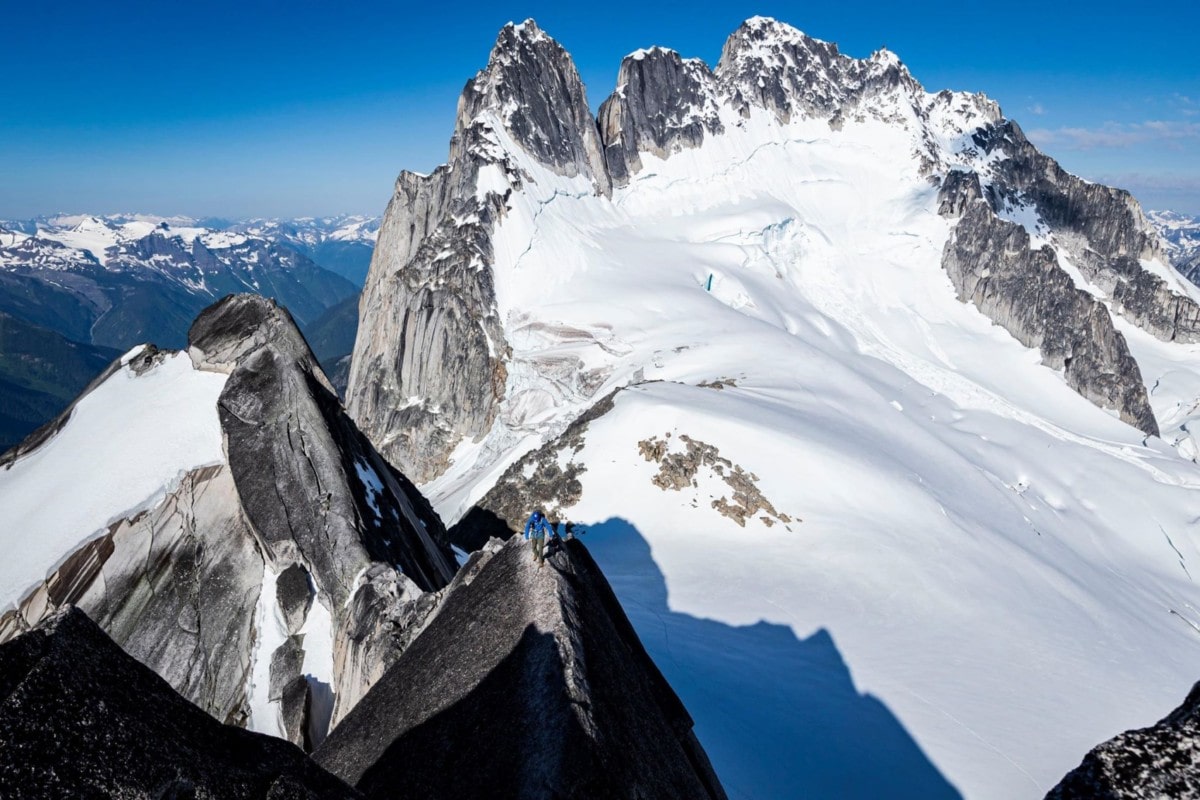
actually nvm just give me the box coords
[190,295,456,602]
[939,175,1159,436]
[190,295,458,730]
[277,563,315,636]
[0,606,358,799]
[457,20,610,194]
[599,48,724,186]
[1046,681,1200,799]
[315,537,726,800]
[972,120,1200,344]
[3,293,459,747]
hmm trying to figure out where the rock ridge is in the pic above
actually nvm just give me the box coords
[314,536,727,800]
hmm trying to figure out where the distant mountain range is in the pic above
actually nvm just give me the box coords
[0,213,377,451]
[1148,209,1200,285]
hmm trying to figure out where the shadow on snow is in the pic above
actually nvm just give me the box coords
[582,516,962,800]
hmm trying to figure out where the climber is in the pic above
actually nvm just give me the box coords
[523,509,554,566]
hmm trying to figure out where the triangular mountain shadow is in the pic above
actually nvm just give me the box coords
[582,517,964,800]
[315,534,728,799]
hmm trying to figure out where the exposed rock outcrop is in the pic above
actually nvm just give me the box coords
[1046,681,1200,799]
[191,295,459,732]
[939,172,1159,436]
[0,606,357,799]
[599,47,724,185]
[1,294,458,747]
[0,464,261,725]
[449,391,618,551]
[315,537,727,800]
[971,120,1200,343]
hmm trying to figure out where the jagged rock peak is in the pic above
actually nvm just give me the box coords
[599,45,724,184]
[188,293,324,381]
[715,15,920,123]
[455,18,610,194]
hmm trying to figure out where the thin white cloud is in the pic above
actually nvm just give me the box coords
[1028,103,1045,116]
[1027,120,1200,150]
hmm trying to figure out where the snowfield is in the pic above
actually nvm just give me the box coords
[419,98,1200,798]
[0,349,228,613]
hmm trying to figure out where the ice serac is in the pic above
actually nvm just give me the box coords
[0,606,358,799]
[939,171,1159,436]
[348,20,610,482]
[1046,681,1200,799]
[314,537,727,800]
[190,295,458,728]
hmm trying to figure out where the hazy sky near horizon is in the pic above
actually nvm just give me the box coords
[2,1,1197,218]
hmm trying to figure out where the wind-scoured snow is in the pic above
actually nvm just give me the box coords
[419,94,1200,799]
[0,350,227,612]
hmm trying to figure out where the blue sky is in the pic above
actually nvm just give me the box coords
[2,1,1197,218]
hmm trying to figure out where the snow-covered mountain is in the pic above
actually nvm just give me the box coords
[349,17,1200,799]
[0,213,362,450]
[226,215,380,285]
[0,213,358,350]
[1149,209,1200,286]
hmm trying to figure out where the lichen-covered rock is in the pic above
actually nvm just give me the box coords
[314,537,727,800]
[0,607,358,799]
[940,174,1159,436]
[1046,681,1200,799]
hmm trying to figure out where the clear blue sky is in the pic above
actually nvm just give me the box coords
[2,1,1197,218]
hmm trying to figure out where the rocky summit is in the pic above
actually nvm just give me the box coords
[315,535,727,800]
[342,17,1200,799]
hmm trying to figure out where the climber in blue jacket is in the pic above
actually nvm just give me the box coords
[524,509,554,566]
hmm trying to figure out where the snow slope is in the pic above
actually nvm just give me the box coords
[0,349,228,612]
[420,92,1200,798]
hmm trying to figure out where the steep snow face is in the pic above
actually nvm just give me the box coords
[0,349,228,612]
[395,25,1200,800]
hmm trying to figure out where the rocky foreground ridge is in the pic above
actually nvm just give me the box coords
[0,294,457,745]
[0,293,725,797]
[0,606,357,799]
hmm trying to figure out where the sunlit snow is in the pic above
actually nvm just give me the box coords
[419,97,1200,799]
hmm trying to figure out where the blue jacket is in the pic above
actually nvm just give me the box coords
[524,512,554,540]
